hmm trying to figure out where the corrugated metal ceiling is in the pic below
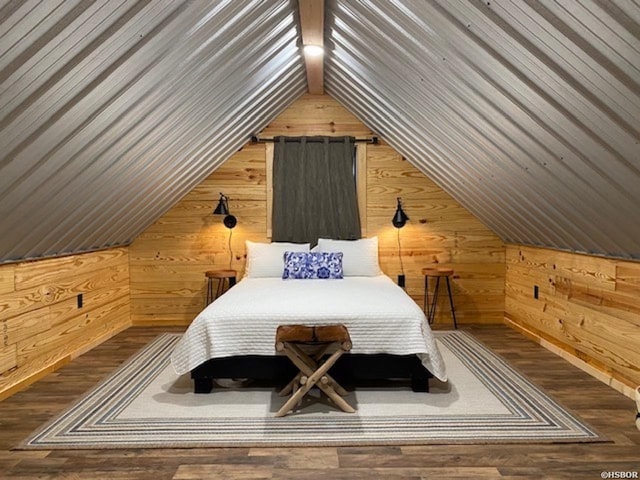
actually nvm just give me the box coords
[326,0,640,259]
[1,0,639,263]
[0,0,305,263]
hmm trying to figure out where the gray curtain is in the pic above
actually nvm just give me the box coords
[272,136,361,245]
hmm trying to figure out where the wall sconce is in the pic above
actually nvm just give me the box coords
[213,192,237,268]
[213,192,237,229]
[392,197,409,228]
[392,197,409,287]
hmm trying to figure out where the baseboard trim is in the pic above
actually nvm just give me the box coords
[504,318,636,400]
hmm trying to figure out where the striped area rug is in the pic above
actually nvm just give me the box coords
[19,331,603,448]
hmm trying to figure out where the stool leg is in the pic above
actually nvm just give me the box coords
[206,279,213,306]
[428,277,440,324]
[215,278,224,299]
[423,275,429,316]
[445,276,458,329]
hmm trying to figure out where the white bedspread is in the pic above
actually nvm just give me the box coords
[170,275,447,381]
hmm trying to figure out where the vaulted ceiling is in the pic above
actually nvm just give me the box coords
[325,0,640,259]
[1,0,639,263]
[0,0,306,262]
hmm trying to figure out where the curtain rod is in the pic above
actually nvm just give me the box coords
[251,135,378,144]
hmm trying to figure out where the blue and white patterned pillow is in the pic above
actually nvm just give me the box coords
[282,251,344,279]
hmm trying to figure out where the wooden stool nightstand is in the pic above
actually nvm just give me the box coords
[422,267,458,329]
[205,269,237,306]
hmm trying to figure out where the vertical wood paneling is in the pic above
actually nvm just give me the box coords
[505,244,640,389]
[0,248,131,400]
[130,94,505,326]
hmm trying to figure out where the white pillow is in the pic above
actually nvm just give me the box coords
[317,237,382,276]
[244,241,310,277]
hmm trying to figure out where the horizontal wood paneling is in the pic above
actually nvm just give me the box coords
[130,139,268,325]
[0,248,131,400]
[0,265,14,295]
[130,94,505,326]
[0,345,17,375]
[505,244,640,389]
[261,95,373,137]
[617,264,640,296]
[367,145,504,325]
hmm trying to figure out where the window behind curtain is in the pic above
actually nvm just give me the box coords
[272,136,361,246]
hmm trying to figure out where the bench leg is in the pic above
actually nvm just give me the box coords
[275,346,355,417]
[317,381,356,413]
[289,344,350,396]
[279,372,302,397]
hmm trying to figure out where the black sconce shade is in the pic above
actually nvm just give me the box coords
[392,197,409,228]
[213,193,230,215]
[214,192,237,229]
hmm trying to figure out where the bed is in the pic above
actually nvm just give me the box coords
[171,254,448,394]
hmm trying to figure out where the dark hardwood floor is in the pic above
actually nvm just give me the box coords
[0,325,638,479]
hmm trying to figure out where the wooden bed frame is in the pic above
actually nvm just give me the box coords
[190,353,434,393]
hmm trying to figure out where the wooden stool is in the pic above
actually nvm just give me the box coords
[205,269,236,306]
[422,267,458,329]
[274,324,355,417]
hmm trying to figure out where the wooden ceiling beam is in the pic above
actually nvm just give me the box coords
[298,0,325,94]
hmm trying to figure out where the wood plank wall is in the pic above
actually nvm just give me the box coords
[0,248,131,400]
[130,94,505,326]
[505,244,640,390]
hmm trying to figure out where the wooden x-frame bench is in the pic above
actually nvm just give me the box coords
[274,324,356,417]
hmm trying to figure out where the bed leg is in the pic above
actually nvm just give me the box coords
[411,374,430,393]
[194,378,213,394]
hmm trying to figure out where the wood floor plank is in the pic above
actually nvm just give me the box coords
[173,464,273,479]
[0,325,637,480]
[271,467,500,480]
[249,447,339,469]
